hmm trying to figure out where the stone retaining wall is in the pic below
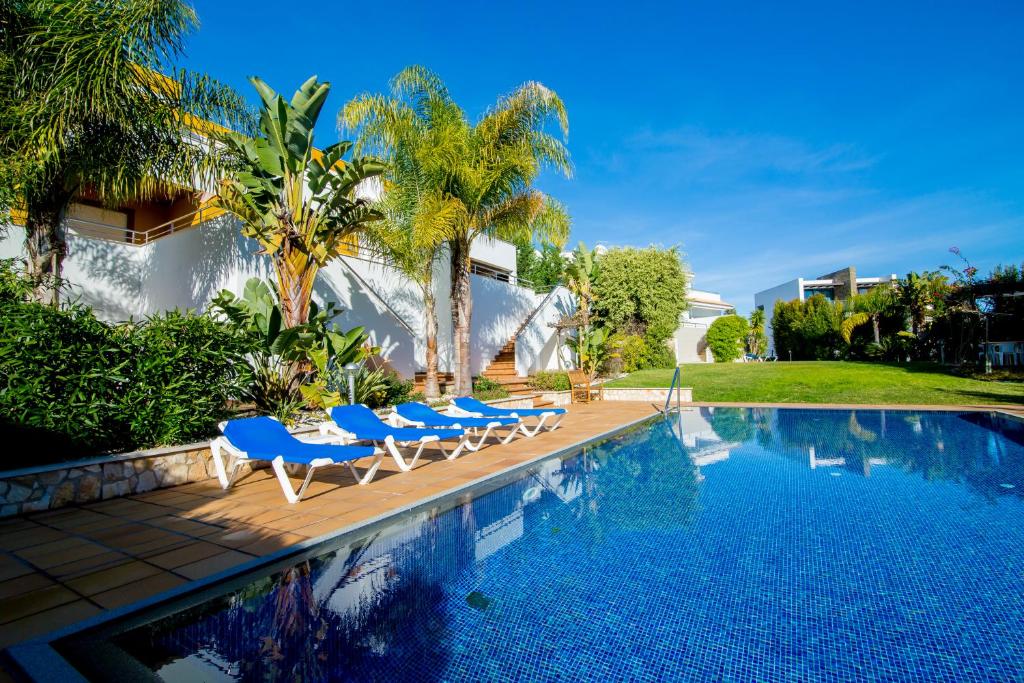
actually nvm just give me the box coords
[0,444,237,518]
[0,396,539,518]
[538,387,693,406]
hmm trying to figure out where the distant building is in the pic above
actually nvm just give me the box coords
[673,288,734,363]
[754,266,897,355]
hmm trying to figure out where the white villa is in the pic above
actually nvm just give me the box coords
[0,195,576,394]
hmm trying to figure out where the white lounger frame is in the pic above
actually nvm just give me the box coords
[445,405,565,437]
[389,410,522,451]
[319,418,472,472]
[211,420,386,504]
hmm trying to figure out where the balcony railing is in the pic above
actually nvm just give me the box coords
[67,205,221,246]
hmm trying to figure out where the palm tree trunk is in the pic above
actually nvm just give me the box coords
[872,316,881,345]
[24,192,72,306]
[450,237,473,396]
[422,286,440,400]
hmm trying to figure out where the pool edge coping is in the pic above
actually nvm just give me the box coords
[2,407,663,682]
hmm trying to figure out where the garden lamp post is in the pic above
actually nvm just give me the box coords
[344,363,359,404]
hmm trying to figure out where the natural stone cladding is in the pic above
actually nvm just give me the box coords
[0,445,255,518]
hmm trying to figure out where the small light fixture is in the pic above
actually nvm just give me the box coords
[343,362,360,405]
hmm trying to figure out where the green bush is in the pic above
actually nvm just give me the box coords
[706,315,748,362]
[123,312,251,447]
[0,292,252,463]
[771,295,845,360]
[472,376,511,401]
[643,338,677,369]
[617,334,677,372]
[531,370,570,391]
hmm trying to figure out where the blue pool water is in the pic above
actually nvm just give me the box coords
[80,409,1024,681]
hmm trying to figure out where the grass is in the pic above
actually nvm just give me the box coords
[605,361,1024,406]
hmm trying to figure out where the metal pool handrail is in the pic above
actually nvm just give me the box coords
[664,365,682,414]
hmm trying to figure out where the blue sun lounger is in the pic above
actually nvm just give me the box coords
[392,401,522,450]
[321,404,471,471]
[211,416,385,504]
[449,396,567,437]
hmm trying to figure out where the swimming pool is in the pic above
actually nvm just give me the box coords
[41,409,1024,681]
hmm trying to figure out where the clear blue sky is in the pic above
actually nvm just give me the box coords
[186,0,1022,313]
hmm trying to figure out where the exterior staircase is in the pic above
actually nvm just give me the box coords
[413,339,557,410]
[412,371,455,396]
[480,338,555,409]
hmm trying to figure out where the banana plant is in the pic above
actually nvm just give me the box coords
[216,76,385,328]
[567,325,617,379]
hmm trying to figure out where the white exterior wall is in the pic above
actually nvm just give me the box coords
[753,278,804,355]
[468,235,517,273]
[514,286,576,375]
[1,217,555,379]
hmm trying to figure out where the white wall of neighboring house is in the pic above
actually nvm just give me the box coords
[753,278,803,356]
[0,215,567,379]
[673,288,734,363]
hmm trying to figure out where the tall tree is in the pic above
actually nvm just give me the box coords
[342,66,572,396]
[216,76,384,328]
[0,0,251,304]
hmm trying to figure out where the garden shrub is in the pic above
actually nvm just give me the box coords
[706,314,748,362]
[771,295,845,360]
[0,292,252,463]
[617,334,648,373]
[473,376,511,401]
[643,338,677,369]
[615,334,677,373]
[530,370,570,391]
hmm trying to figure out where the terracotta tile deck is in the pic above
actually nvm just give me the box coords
[0,401,659,650]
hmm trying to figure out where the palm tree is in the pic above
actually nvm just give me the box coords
[216,76,384,328]
[362,174,460,400]
[840,285,896,345]
[899,270,948,336]
[341,66,572,396]
[747,308,767,356]
[0,0,251,304]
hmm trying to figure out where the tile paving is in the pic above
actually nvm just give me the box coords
[0,401,658,651]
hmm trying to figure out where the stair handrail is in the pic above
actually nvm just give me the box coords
[514,286,563,340]
[337,256,417,337]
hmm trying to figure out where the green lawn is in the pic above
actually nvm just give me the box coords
[605,361,1024,405]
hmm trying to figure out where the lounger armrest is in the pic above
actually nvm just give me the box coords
[392,413,427,428]
[446,406,481,418]
[301,432,347,445]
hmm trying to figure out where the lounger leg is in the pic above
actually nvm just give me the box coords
[497,423,522,444]
[211,438,243,489]
[294,466,321,503]
[347,450,386,485]
[383,436,416,472]
[464,424,496,451]
[271,457,301,505]
[439,434,470,460]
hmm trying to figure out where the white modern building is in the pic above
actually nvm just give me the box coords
[753,266,898,355]
[1,196,575,385]
[672,288,734,363]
